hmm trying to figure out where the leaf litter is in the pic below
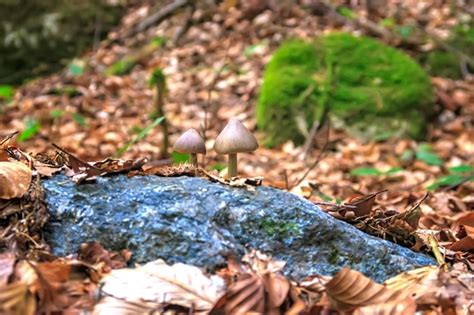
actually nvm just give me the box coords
[0,0,473,313]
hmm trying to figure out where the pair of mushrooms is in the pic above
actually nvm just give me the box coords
[173,118,258,177]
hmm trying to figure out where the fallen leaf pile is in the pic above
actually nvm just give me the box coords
[0,242,130,314]
[91,250,474,314]
[0,0,472,313]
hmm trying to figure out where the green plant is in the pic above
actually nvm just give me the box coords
[106,57,136,76]
[257,33,434,147]
[416,143,443,166]
[171,152,190,164]
[0,85,14,101]
[72,113,87,127]
[18,117,41,142]
[428,165,474,190]
[67,59,86,76]
[116,116,164,157]
[350,167,402,177]
[148,68,169,158]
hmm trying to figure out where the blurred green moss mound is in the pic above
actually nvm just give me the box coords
[0,0,124,85]
[423,26,474,79]
[257,33,434,147]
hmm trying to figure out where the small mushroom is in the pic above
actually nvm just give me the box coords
[214,118,258,178]
[173,128,206,167]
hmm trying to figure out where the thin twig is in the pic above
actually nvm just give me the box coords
[292,120,330,188]
[137,0,189,33]
[201,40,232,143]
[172,2,195,45]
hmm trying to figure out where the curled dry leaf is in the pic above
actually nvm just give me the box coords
[353,297,416,315]
[0,282,36,315]
[0,161,32,199]
[211,250,290,314]
[94,259,225,314]
[325,268,408,312]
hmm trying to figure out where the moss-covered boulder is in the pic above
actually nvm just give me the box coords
[257,33,434,146]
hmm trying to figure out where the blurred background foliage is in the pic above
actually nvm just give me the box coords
[0,0,124,85]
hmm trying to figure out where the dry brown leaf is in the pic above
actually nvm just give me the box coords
[32,262,72,312]
[0,252,16,286]
[32,160,62,177]
[448,236,474,252]
[325,268,406,312]
[0,161,32,199]
[347,190,386,217]
[212,273,265,314]
[353,297,416,315]
[0,282,36,315]
[211,250,290,314]
[94,259,225,314]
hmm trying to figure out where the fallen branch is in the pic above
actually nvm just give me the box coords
[137,0,189,33]
[172,2,196,45]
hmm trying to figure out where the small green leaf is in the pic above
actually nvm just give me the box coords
[449,164,474,174]
[416,144,443,166]
[337,7,356,19]
[397,25,413,39]
[148,68,166,87]
[116,116,164,157]
[0,85,14,100]
[50,109,64,119]
[18,117,41,142]
[351,167,382,176]
[68,59,85,76]
[385,167,403,175]
[211,163,226,172]
[381,17,395,28]
[243,40,268,57]
[72,113,87,127]
[400,149,414,162]
[130,125,143,134]
[106,57,136,76]
[151,36,167,47]
[171,152,189,164]
[373,130,394,141]
[427,174,465,190]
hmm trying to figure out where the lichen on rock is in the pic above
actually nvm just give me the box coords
[257,33,434,147]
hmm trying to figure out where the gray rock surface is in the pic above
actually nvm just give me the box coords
[43,175,434,282]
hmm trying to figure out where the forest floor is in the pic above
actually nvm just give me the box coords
[0,0,473,313]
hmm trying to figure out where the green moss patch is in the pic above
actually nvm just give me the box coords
[257,33,434,147]
[423,26,474,79]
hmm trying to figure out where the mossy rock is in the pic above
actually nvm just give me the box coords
[257,33,434,147]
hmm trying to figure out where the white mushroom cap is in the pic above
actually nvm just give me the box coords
[214,118,258,154]
[173,128,206,154]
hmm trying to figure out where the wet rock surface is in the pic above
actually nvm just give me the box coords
[43,175,434,282]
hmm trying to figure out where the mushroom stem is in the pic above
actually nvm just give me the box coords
[190,154,198,167]
[228,153,237,178]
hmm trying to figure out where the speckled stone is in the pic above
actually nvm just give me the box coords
[43,175,434,282]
